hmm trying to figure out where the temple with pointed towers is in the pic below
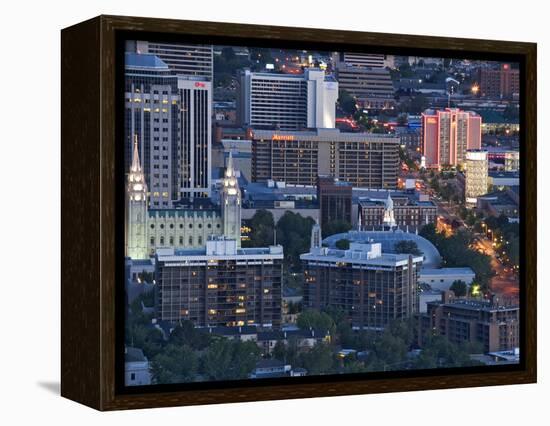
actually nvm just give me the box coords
[126,138,246,259]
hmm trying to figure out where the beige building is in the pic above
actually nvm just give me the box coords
[465,149,489,206]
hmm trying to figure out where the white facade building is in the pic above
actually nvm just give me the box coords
[239,69,337,130]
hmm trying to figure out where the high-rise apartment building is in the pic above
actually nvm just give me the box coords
[476,63,520,99]
[301,225,423,330]
[238,69,338,130]
[421,108,482,169]
[135,41,213,80]
[178,77,212,199]
[125,53,180,208]
[155,238,284,327]
[251,128,399,189]
[465,150,489,205]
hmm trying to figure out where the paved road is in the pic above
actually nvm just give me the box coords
[475,237,519,302]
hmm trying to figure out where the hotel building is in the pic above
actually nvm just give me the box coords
[421,108,482,168]
[301,224,423,330]
[238,68,338,130]
[251,128,399,189]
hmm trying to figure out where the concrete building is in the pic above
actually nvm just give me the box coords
[476,63,520,99]
[125,347,152,386]
[178,77,212,199]
[420,295,520,352]
[251,128,399,189]
[135,41,213,80]
[238,68,338,130]
[465,150,489,205]
[421,108,482,168]
[334,63,395,109]
[155,237,284,327]
[301,225,423,330]
[125,53,180,208]
[317,176,352,228]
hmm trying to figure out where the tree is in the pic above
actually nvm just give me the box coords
[335,239,350,250]
[276,212,315,269]
[169,321,211,350]
[301,343,335,375]
[242,209,275,248]
[394,240,423,256]
[450,280,468,297]
[202,339,260,381]
[338,89,357,115]
[297,309,335,333]
[396,113,408,126]
[150,344,198,384]
[322,219,352,238]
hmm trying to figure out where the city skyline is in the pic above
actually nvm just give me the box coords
[123,41,521,387]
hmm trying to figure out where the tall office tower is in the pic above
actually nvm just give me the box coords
[178,77,212,199]
[155,239,284,327]
[135,41,214,80]
[465,150,489,205]
[317,175,352,228]
[125,53,180,208]
[476,63,520,99]
[251,128,399,189]
[301,231,423,330]
[421,108,482,169]
[221,153,242,246]
[126,136,149,260]
[238,68,338,130]
[333,52,386,68]
[334,64,395,109]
